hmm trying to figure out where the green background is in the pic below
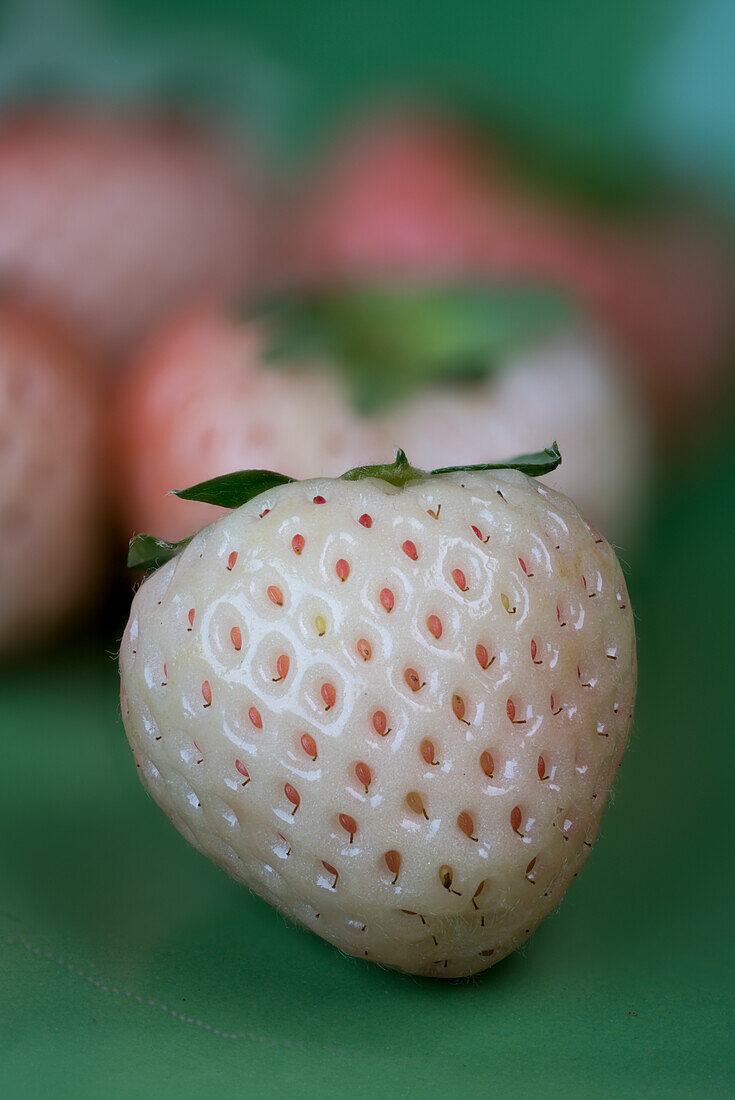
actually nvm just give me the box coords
[1,2,734,1097]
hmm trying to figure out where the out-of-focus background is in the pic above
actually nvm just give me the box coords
[1,2,733,1095]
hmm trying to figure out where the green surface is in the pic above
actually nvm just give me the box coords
[2,433,734,1099]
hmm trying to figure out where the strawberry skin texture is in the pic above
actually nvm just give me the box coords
[0,301,101,652]
[113,307,384,542]
[288,110,733,423]
[0,108,261,360]
[120,470,636,978]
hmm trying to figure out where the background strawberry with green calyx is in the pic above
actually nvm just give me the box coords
[114,282,649,548]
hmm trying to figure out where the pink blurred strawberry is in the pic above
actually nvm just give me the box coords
[113,305,381,543]
[285,109,490,282]
[0,106,263,362]
[0,298,102,652]
[285,108,733,425]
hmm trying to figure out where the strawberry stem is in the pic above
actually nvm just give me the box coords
[340,448,424,487]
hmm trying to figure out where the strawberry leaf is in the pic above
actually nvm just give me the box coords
[127,533,192,571]
[173,469,295,508]
[255,283,575,414]
[432,441,562,477]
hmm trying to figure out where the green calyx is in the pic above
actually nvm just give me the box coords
[127,534,194,571]
[341,441,561,485]
[251,283,575,414]
[127,443,561,571]
[175,469,295,508]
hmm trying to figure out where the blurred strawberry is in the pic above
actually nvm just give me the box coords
[382,329,648,544]
[113,305,381,542]
[286,109,734,426]
[114,286,648,545]
[0,106,263,362]
[285,111,489,284]
[0,299,102,653]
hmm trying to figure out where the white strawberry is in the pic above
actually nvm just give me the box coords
[120,448,636,979]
